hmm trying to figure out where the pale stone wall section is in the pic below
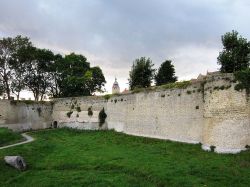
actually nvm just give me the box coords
[52,97,106,130]
[0,101,53,131]
[107,83,204,143]
[202,73,250,153]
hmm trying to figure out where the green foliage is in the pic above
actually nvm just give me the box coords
[186,90,192,94]
[103,94,111,100]
[66,111,73,118]
[54,53,106,97]
[129,57,156,90]
[210,145,216,152]
[160,81,191,90]
[71,104,75,109]
[76,106,81,113]
[0,35,32,99]
[217,30,250,73]
[131,81,191,94]
[0,127,24,146]
[1,35,107,100]
[87,107,93,116]
[98,108,107,127]
[10,100,51,105]
[155,60,177,86]
[234,68,250,95]
[0,129,249,186]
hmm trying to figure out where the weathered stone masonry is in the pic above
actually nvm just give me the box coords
[0,73,249,153]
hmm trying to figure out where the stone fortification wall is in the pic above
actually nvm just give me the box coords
[50,73,250,153]
[202,73,250,153]
[1,73,249,153]
[52,97,106,130]
[106,82,204,144]
[0,100,53,131]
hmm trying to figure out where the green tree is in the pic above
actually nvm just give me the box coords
[10,38,33,100]
[24,47,55,101]
[0,35,31,99]
[129,57,155,90]
[155,60,177,86]
[234,68,250,94]
[52,53,106,97]
[218,30,250,73]
[48,54,64,97]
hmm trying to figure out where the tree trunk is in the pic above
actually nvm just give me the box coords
[33,90,39,101]
[3,75,11,100]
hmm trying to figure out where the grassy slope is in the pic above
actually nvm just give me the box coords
[0,128,24,147]
[0,128,249,187]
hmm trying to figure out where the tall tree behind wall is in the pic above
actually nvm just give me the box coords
[24,48,55,101]
[218,30,250,73]
[155,60,177,86]
[129,57,155,90]
[0,36,32,99]
[54,53,106,97]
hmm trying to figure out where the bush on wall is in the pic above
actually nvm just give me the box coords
[98,107,107,127]
[88,106,93,116]
[234,68,250,95]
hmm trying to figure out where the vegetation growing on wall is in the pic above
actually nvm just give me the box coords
[217,30,250,73]
[88,106,93,116]
[66,111,73,118]
[234,68,250,95]
[98,108,107,127]
[131,81,191,94]
[76,106,81,112]
[10,100,52,105]
[37,107,42,116]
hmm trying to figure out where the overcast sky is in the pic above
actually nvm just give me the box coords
[0,0,250,94]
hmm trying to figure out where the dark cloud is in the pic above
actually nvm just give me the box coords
[0,0,249,92]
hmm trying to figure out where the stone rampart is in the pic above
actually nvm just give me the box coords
[0,73,249,153]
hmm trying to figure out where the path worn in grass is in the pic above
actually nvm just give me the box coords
[0,128,249,187]
[0,128,25,147]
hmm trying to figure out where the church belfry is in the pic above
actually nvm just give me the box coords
[112,78,120,94]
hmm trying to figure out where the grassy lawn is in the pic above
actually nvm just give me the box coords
[0,128,249,187]
[0,128,25,147]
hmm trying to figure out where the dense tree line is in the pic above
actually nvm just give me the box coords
[0,36,106,100]
[128,57,177,89]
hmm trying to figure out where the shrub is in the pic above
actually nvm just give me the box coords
[66,111,73,118]
[76,106,81,112]
[210,145,216,152]
[234,68,250,95]
[103,94,111,100]
[99,108,107,127]
[186,90,192,94]
[88,107,93,116]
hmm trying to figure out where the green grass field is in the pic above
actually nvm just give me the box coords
[0,128,249,187]
[0,128,24,147]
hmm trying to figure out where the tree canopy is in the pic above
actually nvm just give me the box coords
[0,36,106,100]
[54,53,106,97]
[155,60,177,86]
[128,57,155,90]
[217,30,250,73]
